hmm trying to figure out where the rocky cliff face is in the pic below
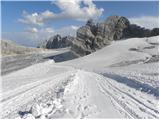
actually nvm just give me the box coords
[71,15,159,56]
[40,15,159,56]
[40,35,74,49]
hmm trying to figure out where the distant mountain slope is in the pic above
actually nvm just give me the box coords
[0,39,44,56]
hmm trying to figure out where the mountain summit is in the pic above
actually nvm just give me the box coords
[41,15,159,56]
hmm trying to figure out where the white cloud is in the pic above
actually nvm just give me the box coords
[43,27,54,33]
[26,27,38,33]
[25,25,79,40]
[19,0,104,26]
[54,0,104,21]
[24,27,55,43]
[129,16,159,29]
[18,10,55,26]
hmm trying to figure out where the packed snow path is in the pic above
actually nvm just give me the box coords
[1,69,158,118]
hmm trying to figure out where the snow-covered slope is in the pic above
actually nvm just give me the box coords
[0,36,159,118]
[61,36,158,69]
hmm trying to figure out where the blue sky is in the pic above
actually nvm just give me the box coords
[96,1,158,19]
[1,0,159,46]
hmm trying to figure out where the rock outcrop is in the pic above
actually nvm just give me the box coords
[40,15,159,56]
[40,35,74,49]
[71,15,159,56]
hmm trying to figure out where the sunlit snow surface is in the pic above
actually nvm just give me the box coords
[0,36,159,118]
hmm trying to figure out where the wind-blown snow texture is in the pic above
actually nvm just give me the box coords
[0,36,159,118]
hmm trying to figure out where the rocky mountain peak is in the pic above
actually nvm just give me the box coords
[40,15,159,56]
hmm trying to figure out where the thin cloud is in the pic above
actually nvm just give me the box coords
[26,27,38,33]
[2,25,79,47]
[56,25,79,36]
[129,16,159,29]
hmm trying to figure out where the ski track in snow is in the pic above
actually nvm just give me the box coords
[97,72,159,118]
[1,69,158,119]
[1,36,159,119]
